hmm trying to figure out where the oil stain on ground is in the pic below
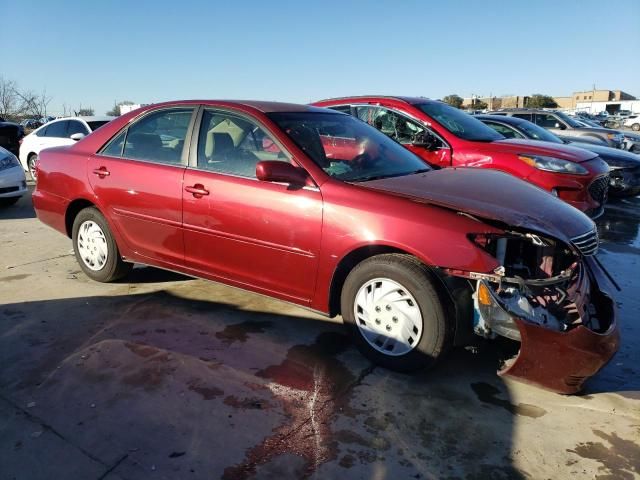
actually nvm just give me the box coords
[222,331,356,480]
[568,429,639,479]
[215,320,273,346]
[471,382,547,418]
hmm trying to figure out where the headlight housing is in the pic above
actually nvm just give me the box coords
[0,153,20,171]
[518,154,589,175]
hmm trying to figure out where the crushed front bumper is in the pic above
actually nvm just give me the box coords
[608,166,640,197]
[496,256,619,394]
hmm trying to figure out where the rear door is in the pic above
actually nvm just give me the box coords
[88,107,196,267]
[182,107,322,303]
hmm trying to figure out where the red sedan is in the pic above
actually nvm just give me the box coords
[33,100,618,393]
[312,96,611,217]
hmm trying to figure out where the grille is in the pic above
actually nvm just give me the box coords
[0,186,19,194]
[588,175,609,205]
[571,228,599,256]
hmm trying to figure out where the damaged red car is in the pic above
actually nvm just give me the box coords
[313,96,611,218]
[32,100,619,394]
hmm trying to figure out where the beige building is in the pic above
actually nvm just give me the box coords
[553,90,636,110]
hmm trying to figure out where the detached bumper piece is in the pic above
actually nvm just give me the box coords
[473,257,619,394]
[609,166,640,197]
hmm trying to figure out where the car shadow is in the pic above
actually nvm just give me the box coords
[0,286,526,479]
[0,186,36,220]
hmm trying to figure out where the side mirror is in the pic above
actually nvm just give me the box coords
[70,133,85,141]
[256,161,309,186]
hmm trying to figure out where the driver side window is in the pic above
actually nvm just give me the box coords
[485,122,524,139]
[355,106,442,148]
[196,109,289,178]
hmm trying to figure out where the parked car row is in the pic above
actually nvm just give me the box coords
[18,116,113,180]
[31,98,621,394]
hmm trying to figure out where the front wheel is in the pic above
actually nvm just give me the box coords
[72,207,132,282]
[340,254,451,372]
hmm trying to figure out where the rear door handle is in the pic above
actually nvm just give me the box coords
[92,167,110,178]
[185,184,209,198]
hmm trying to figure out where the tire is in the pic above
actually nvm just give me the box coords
[28,153,38,181]
[632,123,640,132]
[71,207,132,282]
[0,197,20,207]
[340,254,452,372]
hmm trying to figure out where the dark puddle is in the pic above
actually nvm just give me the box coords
[222,331,356,480]
[215,320,273,346]
[0,274,30,282]
[471,382,547,418]
[567,429,639,479]
[224,395,272,410]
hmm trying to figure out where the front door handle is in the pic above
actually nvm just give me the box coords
[185,184,210,198]
[92,167,110,178]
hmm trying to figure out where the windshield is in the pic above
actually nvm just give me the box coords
[517,120,563,144]
[267,112,430,182]
[87,121,110,131]
[554,111,583,128]
[416,102,504,142]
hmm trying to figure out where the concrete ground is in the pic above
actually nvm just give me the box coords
[0,187,638,480]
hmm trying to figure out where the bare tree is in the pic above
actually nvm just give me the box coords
[0,77,19,118]
[16,88,52,118]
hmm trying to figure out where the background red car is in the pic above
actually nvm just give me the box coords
[32,100,618,393]
[313,96,611,217]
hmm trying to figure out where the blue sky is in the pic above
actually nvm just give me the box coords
[3,0,639,116]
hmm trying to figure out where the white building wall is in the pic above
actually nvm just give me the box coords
[575,100,640,114]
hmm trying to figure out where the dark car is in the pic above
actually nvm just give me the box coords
[489,109,625,149]
[0,116,24,157]
[32,100,619,394]
[477,114,640,197]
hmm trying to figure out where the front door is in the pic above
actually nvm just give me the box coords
[182,108,323,303]
[88,107,195,267]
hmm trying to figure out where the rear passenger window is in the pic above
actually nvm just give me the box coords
[45,121,68,138]
[196,109,288,178]
[122,108,193,164]
[101,131,126,157]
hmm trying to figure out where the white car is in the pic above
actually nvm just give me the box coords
[0,146,27,207]
[19,116,113,180]
[623,115,640,132]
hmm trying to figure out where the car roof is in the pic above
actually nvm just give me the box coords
[144,100,330,114]
[315,95,436,106]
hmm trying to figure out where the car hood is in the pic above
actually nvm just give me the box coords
[489,139,598,163]
[568,142,640,168]
[361,167,594,242]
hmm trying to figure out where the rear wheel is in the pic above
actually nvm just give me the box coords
[28,153,38,181]
[72,207,132,282]
[340,254,451,372]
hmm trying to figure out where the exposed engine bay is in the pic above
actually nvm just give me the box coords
[444,228,614,342]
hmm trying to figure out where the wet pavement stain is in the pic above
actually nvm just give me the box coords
[187,380,224,400]
[223,395,272,410]
[0,274,31,282]
[567,429,639,479]
[215,320,273,346]
[221,331,357,480]
[471,382,547,418]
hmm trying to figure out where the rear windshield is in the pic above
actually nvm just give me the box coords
[87,121,110,131]
[416,102,504,142]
